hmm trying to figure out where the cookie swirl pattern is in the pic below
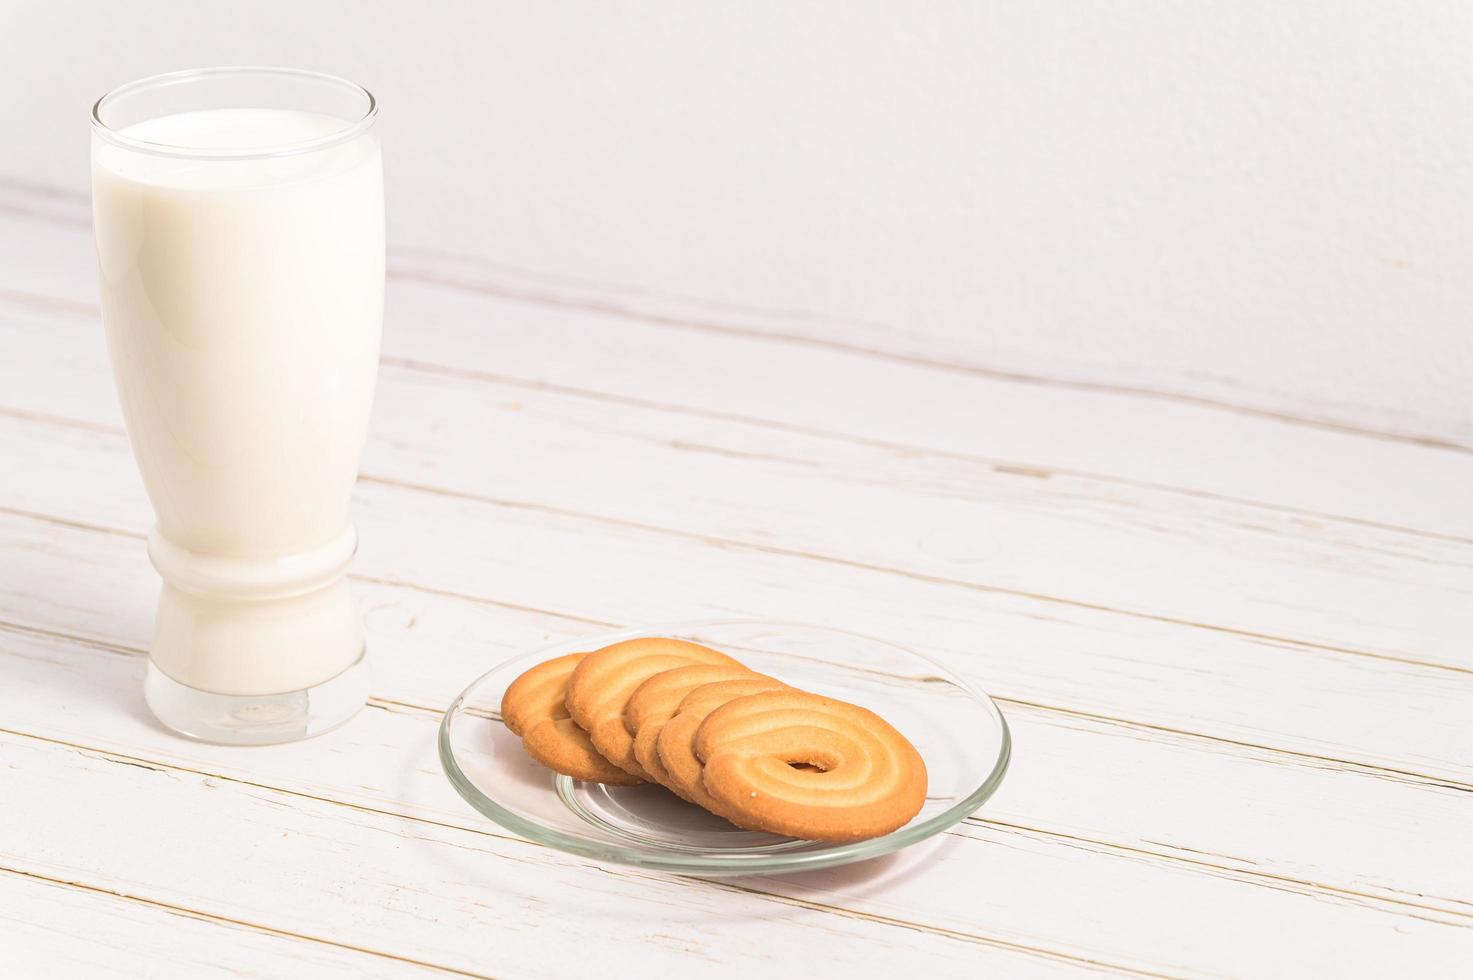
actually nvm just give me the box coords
[565,637,744,780]
[500,652,643,785]
[655,676,790,812]
[623,663,763,793]
[693,690,928,841]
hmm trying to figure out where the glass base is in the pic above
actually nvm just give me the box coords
[144,652,370,745]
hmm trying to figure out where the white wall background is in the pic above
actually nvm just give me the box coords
[4,2,1470,434]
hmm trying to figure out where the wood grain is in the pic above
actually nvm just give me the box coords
[2,671,1470,977]
[5,308,1470,671]
[3,416,1469,786]
[1,183,1469,546]
[2,179,1468,976]
[0,869,461,978]
[3,615,1471,926]
[0,722,1111,979]
[3,176,1466,453]
[384,249,1473,455]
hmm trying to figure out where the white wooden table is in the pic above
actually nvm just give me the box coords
[1,178,1470,979]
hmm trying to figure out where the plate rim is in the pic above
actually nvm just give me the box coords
[438,618,1012,875]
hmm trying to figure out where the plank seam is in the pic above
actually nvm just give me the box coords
[355,473,1473,679]
[1,631,1468,922]
[0,865,496,978]
[0,726,1164,977]
[3,173,1459,454]
[388,265,1473,456]
[3,302,1470,547]
[0,512,1468,792]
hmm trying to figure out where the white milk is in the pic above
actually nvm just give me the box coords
[93,109,383,696]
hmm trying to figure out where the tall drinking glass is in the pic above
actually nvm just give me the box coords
[90,68,384,743]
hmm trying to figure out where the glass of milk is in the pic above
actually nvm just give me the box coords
[91,68,384,744]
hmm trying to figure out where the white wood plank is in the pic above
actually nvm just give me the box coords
[0,724,1101,980]
[3,304,1469,670]
[2,617,1470,925]
[3,416,1470,787]
[387,250,1473,452]
[2,175,1467,450]
[2,695,1468,979]
[4,178,1469,975]
[5,475,1469,962]
[355,281,1473,541]
[0,869,440,979]
[363,364,1472,667]
[7,176,1470,449]
[1,184,1468,546]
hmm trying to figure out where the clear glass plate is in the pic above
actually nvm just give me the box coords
[439,620,1011,875]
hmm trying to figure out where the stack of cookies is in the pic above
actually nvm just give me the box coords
[501,637,927,842]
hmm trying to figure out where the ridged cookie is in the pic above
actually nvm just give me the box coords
[693,689,927,841]
[623,663,763,794]
[500,652,643,785]
[655,676,791,814]
[565,637,744,780]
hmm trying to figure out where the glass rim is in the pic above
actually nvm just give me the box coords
[91,66,378,162]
